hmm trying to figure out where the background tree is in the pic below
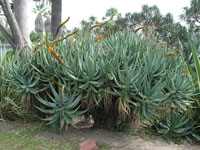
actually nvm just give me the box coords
[80,5,188,48]
[0,0,30,53]
[105,7,118,18]
[33,0,62,38]
[114,5,188,47]
[51,0,62,38]
[32,1,51,33]
[13,0,31,46]
[33,0,51,6]
[180,0,200,32]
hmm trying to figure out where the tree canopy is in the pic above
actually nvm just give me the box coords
[181,0,200,32]
[79,5,188,48]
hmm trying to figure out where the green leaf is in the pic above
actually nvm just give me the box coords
[36,95,56,108]
[42,113,59,121]
[190,40,200,86]
[191,133,200,141]
[65,95,82,109]
[35,106,56,114]
[5,97,18,108]
[174,128,186,134]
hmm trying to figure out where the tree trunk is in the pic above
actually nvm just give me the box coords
[0,0,25,51]
[13,0,31,47]
[51,0,62,39]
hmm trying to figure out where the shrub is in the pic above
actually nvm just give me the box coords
[4,30,193,131]
[153,111,200,143]
[0,50,23,120]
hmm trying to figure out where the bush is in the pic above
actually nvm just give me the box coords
[0,50,23,120]
[30,31,44,45]
[0,32,8,43]
[153,111,200,143]
[5,30,195,133]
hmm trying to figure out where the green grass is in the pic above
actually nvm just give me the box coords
[97,142,111,149]
[19,125,45,135]
[0,130,111,150]
[0,133,78,150]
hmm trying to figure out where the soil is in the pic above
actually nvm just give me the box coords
[0,120,200,150]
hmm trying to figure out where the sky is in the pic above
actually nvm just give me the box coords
[29,0,190,31]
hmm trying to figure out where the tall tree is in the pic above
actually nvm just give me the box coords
[32,1,51,34]
[79,5,188,47]
[180,0,200,32]
[0,0,30,53]
[33,0,62,38]
[51,0,62,38]
[113,5,188,47]
[13,0,31,46]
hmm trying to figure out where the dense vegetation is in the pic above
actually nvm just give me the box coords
[1,0,200,144]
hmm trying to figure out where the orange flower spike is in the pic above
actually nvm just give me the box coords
[45,33,50,47]
[51,29,79,46]
[135,22,152,33]
[165,51,175,57]
[48,47,66,66]
[135,26,146,33]
[95,24,113,41]
[89,16,113,32]
[95,35,104,41]
[89,24,101,32]
[101,16,113,26]
[55,17,70,37]
[45,32,71,69]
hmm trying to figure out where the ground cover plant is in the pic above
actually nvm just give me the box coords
[0,17,200,144]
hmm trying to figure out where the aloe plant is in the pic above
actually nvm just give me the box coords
[2,25,194,131]
[30,30,194,129]
[151,39,200,143]
[184,40,200,134]
[181,33,200,66]
[153,111,200,142]
[0,49,23,119]
[6,54,40,106]
[35,82,85,129]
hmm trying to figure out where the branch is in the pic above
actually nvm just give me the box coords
[0,23,16,49]
[0,0,24,50]
[194,14,200,24]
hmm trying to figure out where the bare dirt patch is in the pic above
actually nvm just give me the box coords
[0,121,200,150]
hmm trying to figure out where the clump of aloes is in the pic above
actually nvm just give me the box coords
[45,16,114,66]
[45,15,154,67]
[45,16,79,68]
[89,16,113,40]
[186,41,200,111]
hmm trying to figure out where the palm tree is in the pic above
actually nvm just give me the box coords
[33,0,62,38]
[51,0,62,39]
